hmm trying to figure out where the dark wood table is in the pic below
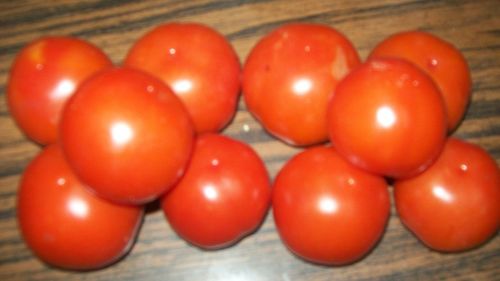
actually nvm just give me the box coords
[1,1,499,280]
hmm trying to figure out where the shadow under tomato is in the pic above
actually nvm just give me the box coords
[144,199,161,214]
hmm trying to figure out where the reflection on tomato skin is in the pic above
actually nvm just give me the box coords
[273,146,390,265]
[7,37,112,145]
[17,145,144,270]
[395,138,500,252]
[369,30,472,131]
[243,23,361,146]
[125,22,241,134]
[60,67,195,205]
[328,58,447,179]
[162,134,271,250]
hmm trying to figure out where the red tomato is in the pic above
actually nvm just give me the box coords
[273,146,390,265]
[369,31,471,131]
[327,58,447,179]
[394,138,500,252]
[7,36,112,145]
[17,144,143,270]
[243,23,361,146]
[161,134,271,249]
[60,67,194,204]
[124,22,241,133]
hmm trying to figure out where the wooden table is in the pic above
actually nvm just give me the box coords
[1,1,499,280]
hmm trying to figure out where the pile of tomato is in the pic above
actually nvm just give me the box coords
[7,22,499,270]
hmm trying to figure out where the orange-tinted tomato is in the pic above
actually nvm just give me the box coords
[7,37,112,145]
[125,22,241,133]
[328,58,447,179]
[61,67,194,204]
[162,134,271,249]
[394,138,500,252]
[17,145,143,270]
[369,30,471,131]
[273,146,390,265]
[243,23,361,146]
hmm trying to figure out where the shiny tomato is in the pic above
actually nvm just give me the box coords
[161,134,271,249]
[243,23,361,146]
[273,146,390,265]
[394,138,500,252]
[60,67,194,204]
[327,58,447,179]
[17,145,143,270]
[369,31,471,131]
[124,22,241,133]
[7,36,112,145]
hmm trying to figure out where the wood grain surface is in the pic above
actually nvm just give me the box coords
[1,0,499,280]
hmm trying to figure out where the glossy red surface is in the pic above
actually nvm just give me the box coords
[243,23,361,146]
[161,134,271,249]
[125,22,241,133]
[272,146,390,265]
[7,37,112,145]
[369,31,472,131]
[60,67,194,204]
[394,138,500,252]
[17,145,143,270]
[327,58,447,179]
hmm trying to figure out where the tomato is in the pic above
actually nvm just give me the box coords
[17,144,143,270]
[327,58,447,179]
[369,31,471,131]
[394,138,500,252]
[60,67,194,204]
[243,23,361,146]
[7,36,112,145]
[161,134,271,249]
[272,146,389,265]
[124,22,241,133]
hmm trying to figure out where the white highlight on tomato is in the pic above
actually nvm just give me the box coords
[376,106,396,128]
[202,184,219,201]
[292,78,312,96]
[68,197,89,219]
[110,122,134,147]
[318,197,338,214]
[432,185,454,203]
[172,79,193,94]
[52,79,75,99]
[56,177,66,186]
[460,163,468,172]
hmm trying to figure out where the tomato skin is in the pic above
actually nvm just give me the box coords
[243,23,361,146]
[369,31,471,131]
[161,134,271,249]
[272,146,390,265]
[7,36,112,145]
[124,22,241,133]
[61,67,194,205]
[394,138,500,252]
[327,58,447,179]
[17,145,143,270]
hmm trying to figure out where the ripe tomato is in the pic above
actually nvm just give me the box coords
[17,145,143,270]
[369,31,471,131]
[60,67,194,204]
[273,146,390,265]
[327,58,447,179]
[161,134,271,249]
[7,36,112,145]
[394,138,500,252]
[124,22,241,133]
[243,23,361,146]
